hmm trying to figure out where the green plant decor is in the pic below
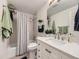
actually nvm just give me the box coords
[58,26,68,34]
[45,29,49,34]
[63,26,68,34]
[52,21,56,34]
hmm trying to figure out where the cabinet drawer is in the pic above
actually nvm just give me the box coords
[43,43,61,59]
[37,40,61,59]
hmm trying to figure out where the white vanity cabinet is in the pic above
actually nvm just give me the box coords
[37,39,78,59]
[37,40,61,59]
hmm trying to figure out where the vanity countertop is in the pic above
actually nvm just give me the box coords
[37,37,79,59]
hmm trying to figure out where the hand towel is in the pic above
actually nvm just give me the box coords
[2,6,13,38]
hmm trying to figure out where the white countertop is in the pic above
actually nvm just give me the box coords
[37,37,79,59]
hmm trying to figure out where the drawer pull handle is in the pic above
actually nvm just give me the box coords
[45,49,51,53]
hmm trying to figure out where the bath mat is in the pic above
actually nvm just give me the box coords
[21,56,27,59]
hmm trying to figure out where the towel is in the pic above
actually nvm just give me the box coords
[2,6,13,38]
[74,5,79,31]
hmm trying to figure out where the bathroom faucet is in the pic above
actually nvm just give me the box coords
[54,33,60,40]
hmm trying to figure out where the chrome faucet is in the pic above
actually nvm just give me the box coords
[54,33,60,40]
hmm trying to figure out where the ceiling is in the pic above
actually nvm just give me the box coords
[7,0,48,15]
[48,0,79,17]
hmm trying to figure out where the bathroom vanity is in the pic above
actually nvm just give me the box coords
[37,37,79,59]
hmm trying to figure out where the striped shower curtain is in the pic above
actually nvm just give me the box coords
[16,11,27,55]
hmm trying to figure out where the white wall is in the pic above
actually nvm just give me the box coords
[26,13,34,43]
[35,2,49,37]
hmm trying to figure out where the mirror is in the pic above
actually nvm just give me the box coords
[47,0,79,34]
[48,0,79,16]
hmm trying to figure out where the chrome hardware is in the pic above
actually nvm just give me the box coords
[45,49,51,53]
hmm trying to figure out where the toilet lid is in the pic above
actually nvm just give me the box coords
[28,43,38,48]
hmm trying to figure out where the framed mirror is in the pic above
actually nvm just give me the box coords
[47,0,79,33]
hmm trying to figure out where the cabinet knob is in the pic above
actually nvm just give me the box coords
[38,55,40,58]
[38,50,40,51]
[38,44,40,45]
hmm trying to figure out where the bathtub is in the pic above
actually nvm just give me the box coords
[0,41,16,59]
[7,47,16,59]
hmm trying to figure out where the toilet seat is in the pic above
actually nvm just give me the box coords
[27,43,38,51]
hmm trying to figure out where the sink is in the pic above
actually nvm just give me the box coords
[53,40,66,45]
[47,38,66,45]
[37,37,66,45]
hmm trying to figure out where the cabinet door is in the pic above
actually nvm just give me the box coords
[61,53,75,59]
[42,48,49,59]
[48,46,61,59]
[49,51,61,59]
[42,42,61,59]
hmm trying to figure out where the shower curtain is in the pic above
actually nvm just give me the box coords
[16,11,27,55]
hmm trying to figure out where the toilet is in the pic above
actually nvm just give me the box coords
[27,43,38,51]
[27,43,38,59]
